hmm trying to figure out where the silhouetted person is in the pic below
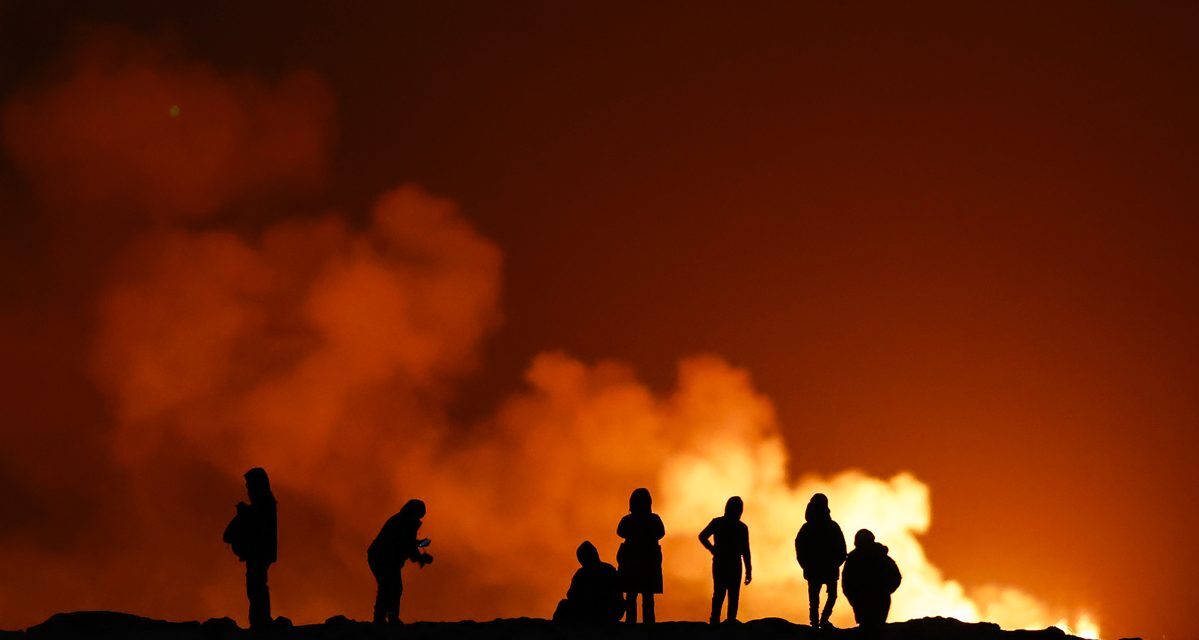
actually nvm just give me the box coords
[222,467,277,630]
[842,529,901,636]
[699,496,752,624]
[553,541,625,624]
[616,487,665,624]
[367,499,434,625]
[795,493,847,630]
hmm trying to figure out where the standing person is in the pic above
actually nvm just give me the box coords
[842,529,902,637]
[616,487,665,624]
[222,467,278,630]
[367,499,434,625]
[698,496,752,625]
[795,493,847,630]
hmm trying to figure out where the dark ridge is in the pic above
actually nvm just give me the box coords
[5,611,1100,640]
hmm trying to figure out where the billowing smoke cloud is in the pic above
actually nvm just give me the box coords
[424,354,1098,636]
[0,31,1096,638]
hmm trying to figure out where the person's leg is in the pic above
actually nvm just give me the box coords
[727,571,742,622]
[625,592,637,624]
[821,580,838,627]
[372,571,388,624]
[709,565,738,623]
[710,566,726,624]
[807,580,820,627]
[710,587,726,623]
[371,570,390,623]
[246,563,271,629]
[643,592,655,624]
[860,599,885,638]
[390,572,404,624]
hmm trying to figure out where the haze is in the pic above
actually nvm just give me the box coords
[2,4,1197,639]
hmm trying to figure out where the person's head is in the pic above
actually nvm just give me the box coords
[629,487,652,514]
[576,540,600,567]
[399,499,426,521]
[724,496,744,519]
[244,467,274,504]
[806,493,831,522]
[854,529,875,548]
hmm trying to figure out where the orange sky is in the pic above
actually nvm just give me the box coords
[2,4,1197,639]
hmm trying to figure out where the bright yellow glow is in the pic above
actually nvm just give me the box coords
[657,432,1100,637]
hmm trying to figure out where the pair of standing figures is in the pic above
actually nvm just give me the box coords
[222,469,434,629]
[797,493,903,632]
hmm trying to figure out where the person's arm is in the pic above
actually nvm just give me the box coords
[566,571,582,601]
[743,525,752,585]
[698,519,716,554]
[617,515,629,540]
[841,560,855,599]
[267,503,279,564]
[794,528,803,565]
[405,523,430,563]
[653,514,665,541]
[834,524,847,566]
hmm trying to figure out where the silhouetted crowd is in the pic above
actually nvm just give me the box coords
[223,469,901,633]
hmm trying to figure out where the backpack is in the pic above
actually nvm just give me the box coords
[223,506,248,561]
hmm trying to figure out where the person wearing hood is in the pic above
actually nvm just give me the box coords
[553,541,625,624]
[222,467,278,630]
[616,487,665,624]
[367,499,434,625]
[794,493,847,630]
[841,529,902,635]
[699,496,752,625]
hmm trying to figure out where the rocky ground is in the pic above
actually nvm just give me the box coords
[0,612,1109,640]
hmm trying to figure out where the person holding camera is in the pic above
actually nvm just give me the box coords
[367,499,434,624]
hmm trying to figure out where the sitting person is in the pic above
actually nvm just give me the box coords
[842,529,902,636]
[553,541,625,624]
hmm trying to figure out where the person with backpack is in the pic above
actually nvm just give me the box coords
[795,493,847,630]
[616,487,665,624]
[222,467,277,630]
[698,496,752,625]
[367,499,433,625]
[553,541,625,624]
[842,529,902,636]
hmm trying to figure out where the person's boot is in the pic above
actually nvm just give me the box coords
[810,606,820,629]
[820,601,835,630]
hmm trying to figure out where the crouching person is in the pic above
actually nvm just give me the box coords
[842,529,901,637]
[553,541,624,624]
[368,499,434,625]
